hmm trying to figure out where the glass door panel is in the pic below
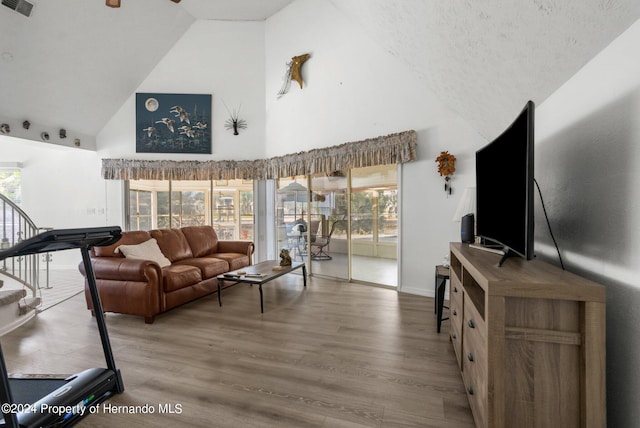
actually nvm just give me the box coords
[239,189,254,240]
[350,165,398,286]
[309,172,348,280]
[275,176,309,262]
[212,179,253,240]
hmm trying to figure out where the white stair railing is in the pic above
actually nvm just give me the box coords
[0,194,43,298]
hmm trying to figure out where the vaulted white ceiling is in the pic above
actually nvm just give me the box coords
[329,0,640,139]
[1,0,638,141]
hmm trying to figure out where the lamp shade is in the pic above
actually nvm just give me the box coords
[452,187,476,222]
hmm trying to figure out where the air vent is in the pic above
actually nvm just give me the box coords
[1,0,34,17]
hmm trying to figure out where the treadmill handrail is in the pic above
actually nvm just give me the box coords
[0,226,122,260]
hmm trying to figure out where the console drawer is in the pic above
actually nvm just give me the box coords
[463,291,487,427]
[449,275,464,333]
[463,292,486,344]
[463,352,488,428]
[450,311,462,366]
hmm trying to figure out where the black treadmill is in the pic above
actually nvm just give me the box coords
[0,227,125,427]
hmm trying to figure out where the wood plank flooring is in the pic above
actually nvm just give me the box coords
[1,274,474,427]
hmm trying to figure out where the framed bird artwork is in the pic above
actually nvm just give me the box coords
[136,93,212,154]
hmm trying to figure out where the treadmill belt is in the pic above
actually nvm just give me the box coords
[8,378,67,405]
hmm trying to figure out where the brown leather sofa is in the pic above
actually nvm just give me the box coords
[79,225,254,323]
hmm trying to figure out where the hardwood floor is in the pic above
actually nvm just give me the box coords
[1,275,474,427]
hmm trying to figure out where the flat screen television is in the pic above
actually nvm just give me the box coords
[475,100,535,264]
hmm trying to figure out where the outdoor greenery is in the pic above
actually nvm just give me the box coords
[333,189,398,238]
[0,170,21,205]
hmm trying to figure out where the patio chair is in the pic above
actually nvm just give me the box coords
[311,220,339,260]
[289,220,319,261]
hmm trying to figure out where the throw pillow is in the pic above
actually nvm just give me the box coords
[115,238,171,268]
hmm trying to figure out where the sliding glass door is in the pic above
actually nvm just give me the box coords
[275,165,397,286]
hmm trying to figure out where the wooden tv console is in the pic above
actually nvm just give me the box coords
[449,243,606,428]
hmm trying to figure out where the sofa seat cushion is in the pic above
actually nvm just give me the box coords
[211,253,250,271]
[174,257,229,279]
[161,264,202,292]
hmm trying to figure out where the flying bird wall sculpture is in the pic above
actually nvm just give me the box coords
[277,53,310,98]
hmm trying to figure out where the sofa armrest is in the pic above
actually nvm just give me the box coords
[79,257,162,283]
[216,240,254,258]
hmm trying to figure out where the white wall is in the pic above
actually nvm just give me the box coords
[0,136,106,267]
[536,19,640,427]
[99,19,266,161]
[265,0,486,295]
[98,19,267,229]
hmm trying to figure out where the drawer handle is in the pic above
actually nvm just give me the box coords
[467,352,474,362]
[468,319,475,329]
[452,333,457,340]
[454,287,458,293]
[467,385,474,395]
[453,309,457,316]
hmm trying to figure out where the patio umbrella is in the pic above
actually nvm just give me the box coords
[278,182,313,220]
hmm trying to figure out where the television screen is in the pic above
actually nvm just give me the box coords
[475,100,535,260]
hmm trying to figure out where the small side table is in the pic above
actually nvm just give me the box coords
[434,265,450,333]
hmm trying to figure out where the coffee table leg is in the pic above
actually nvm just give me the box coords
[218,278,222,306]
[302,265,307,287]
[259,284,264,313]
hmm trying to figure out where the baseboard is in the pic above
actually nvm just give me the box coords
[398,285,433,298]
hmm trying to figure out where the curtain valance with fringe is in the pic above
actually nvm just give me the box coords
[101,130,417,181]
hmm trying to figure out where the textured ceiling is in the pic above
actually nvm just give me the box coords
[329,0,640,139]
[1,0,639,141]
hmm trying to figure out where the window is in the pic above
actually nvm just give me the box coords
[126,179,254,241]
[0,169,21,205]
[129,189,152,231]
[1,168,22,248]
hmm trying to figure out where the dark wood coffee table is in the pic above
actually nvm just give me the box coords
[216,260,307,313]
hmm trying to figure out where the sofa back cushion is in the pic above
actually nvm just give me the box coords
[93,230,151,257]
[181,226,219,257]
[149,229,193,262]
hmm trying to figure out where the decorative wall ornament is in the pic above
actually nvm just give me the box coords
[40,132,50,141]
[0,124,10,134]
[222,102,247,135]
[74,139,81,147]
[101,130,417,181]
[277,53,310,98]
[135,93,211,154]
[436,151,456,195]
[59,128,67,139]
[22,121,30,130]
